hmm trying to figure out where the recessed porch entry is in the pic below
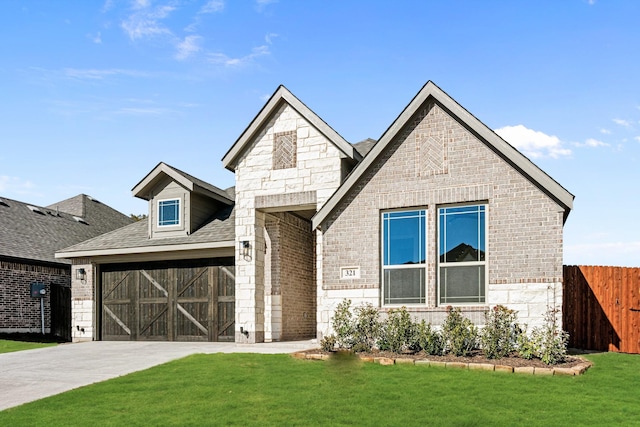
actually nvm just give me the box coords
[100,258,234,342]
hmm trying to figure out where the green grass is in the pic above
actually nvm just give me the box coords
[0,352,639,426]
[0,339,57,354]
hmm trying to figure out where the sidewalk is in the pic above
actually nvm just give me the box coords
[0,340,316,411]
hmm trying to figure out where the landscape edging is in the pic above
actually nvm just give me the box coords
[291,351,593,376]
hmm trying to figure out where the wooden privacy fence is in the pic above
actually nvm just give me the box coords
[563,265,640,354]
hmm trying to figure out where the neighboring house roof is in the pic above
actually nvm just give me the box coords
[222,85,362,171]
[353,138,377,158]
[0,194,133,266]
[56,205,235,259]
[312,81,575,229]
[132,162,234,204]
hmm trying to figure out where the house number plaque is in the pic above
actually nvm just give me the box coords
[340,266,360,279]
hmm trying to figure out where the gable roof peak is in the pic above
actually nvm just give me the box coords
[222,85,361,171]
[312,80,574,229]
[132,162,234,205]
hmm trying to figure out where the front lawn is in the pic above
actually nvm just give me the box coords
[0,352,638,426]
[0,339,57,355]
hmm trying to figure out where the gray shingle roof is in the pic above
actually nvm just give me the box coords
[58,204,235,254]
[353,138,377,157]
[0,195,133,265]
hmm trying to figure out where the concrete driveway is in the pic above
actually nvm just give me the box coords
[0,340,316,411]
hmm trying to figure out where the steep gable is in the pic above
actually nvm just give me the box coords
[312,81,574,229]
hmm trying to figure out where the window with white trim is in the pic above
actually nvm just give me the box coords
[438,204,486,304]
[158,198,180,227]
[382,210,426,305]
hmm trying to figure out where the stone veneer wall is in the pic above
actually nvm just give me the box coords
[70,259,94,342]
[234,103,345,342]
[318,101,565,336]
[0,259,69,333]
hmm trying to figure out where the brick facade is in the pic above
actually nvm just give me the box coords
[0,259,69,334]
[319,102,565,335]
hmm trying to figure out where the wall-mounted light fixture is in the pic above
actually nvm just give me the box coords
[241,240,251,258]
[76,268,86,281]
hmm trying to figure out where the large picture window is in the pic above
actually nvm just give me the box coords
[158,198,180,227]
[382,210,426,305]
[438,205,486,304]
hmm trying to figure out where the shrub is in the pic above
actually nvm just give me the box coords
[481,305,520,359]
[442,307,478,356]
[320,334,337,352]
[352,303,382,352]
[416,320,444,355]
[517,308,569,365]
[331,299,355,349]
[379,307,417,353]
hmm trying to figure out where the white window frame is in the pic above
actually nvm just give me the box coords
[381,208,427,306]
[157,197,181,228]
[437,203,487,306]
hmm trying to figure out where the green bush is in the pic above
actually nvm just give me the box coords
[331,299,355,349]
[481,305,520,359]
[416,320,444,355]
[352,303,381,352]
[379,307,417,353]
[320,334,337,352]
[442,307,478,356]
[517,308,569,365]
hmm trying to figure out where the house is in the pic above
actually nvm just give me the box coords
[0,194,133,339]
[57,81,574,343]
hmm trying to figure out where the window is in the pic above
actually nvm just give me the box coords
[382,210,426,305]
[438,205,486,304]
[158,198,180,227]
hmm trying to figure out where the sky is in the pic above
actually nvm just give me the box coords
[1,0,639,267]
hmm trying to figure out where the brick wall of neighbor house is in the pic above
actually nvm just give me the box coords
[70,259,94,342]
[318,101,565,336]
[0,259,69,333]
[235,103,345,342]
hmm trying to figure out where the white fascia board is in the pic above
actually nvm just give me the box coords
[55,240,235,259]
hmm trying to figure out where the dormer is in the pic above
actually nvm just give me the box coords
[132,162,234,239]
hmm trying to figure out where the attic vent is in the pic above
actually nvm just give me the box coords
[27,205,45,215]
[0,198,8,207]
[73,216,89,225]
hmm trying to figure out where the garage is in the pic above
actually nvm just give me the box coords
[100,258,234,342]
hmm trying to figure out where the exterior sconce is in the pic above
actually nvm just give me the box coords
[76,268,86,281]
[241,240,251,258]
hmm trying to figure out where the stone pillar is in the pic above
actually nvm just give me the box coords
[235,209,266,343]
[70,260,94,342]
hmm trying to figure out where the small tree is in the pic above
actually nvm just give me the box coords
[379,307,417,353]
[481,305,520,359]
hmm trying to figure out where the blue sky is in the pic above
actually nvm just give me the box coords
[1,0,638,267]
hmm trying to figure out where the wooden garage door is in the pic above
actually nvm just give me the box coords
[101,259,234,342]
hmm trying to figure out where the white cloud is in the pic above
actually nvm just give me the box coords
[494,125,571,159]
[599,128,611,135]
[114,107,172,116]
[175,35,202,60]
[635,136,640,143]
[92,32,102,44]
[265,32,278,44]
[256,0,277,11]
[574,138,610,148]
[208,45,270,66]
[63,68,148,80]
[200,0,224,14]
[0,176,37,195]
[121,3,175,40]
[613,118,631,127]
